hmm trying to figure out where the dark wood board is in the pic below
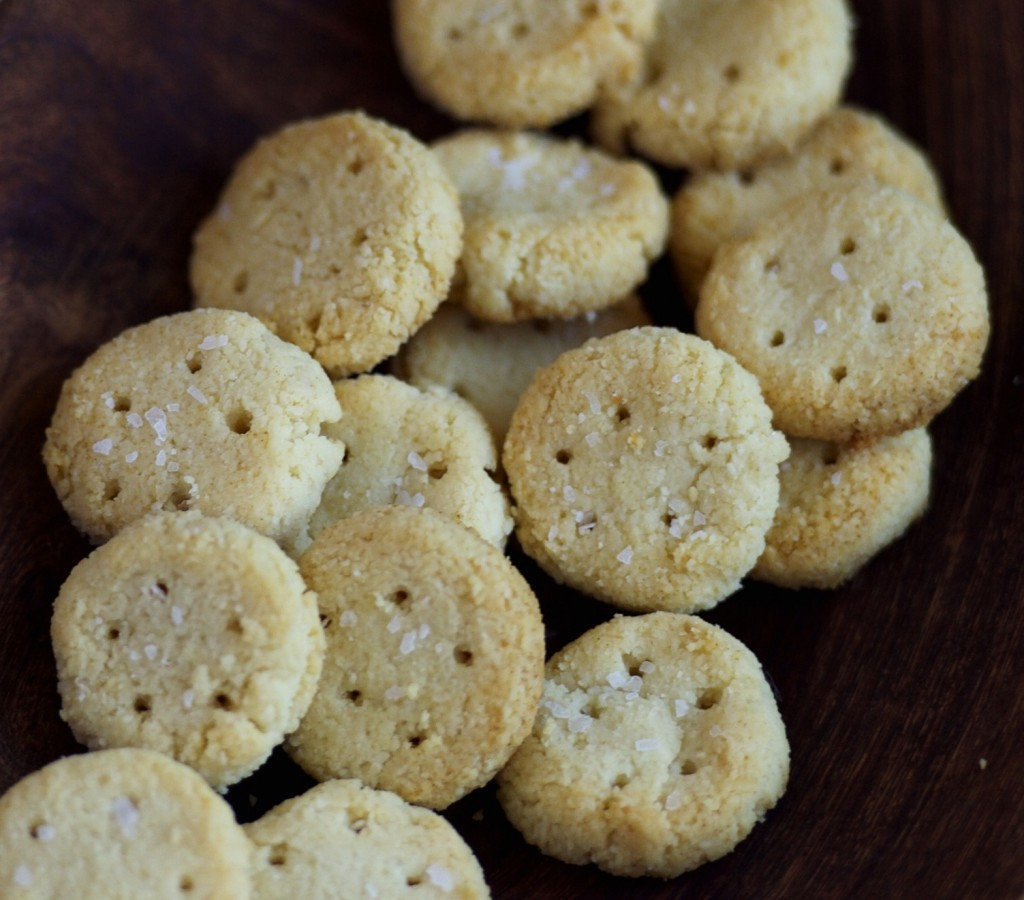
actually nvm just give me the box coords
[1,1,1022,897]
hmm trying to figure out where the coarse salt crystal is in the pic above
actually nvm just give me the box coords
[14,865,32,887]
[585,432,600,446]
[477,2,504,24]
[167,403,180,413]
[546,701,570,719]
[502,155,533,191]
[607,671,628,689]
[182,689,194,709]
[830,261,849,282]
[155,450,167,467]
[669,519,685,539]
[664,790,682,811]
[186,385,208,405]
[639,661,655,674]
[814,318,828,334]
[366,883,379,898]
[92,438,114,455]
[563,485,576,503]
[616,546,634,565]
[129,650,140,662]
[692,510,707,526]
[583,390,602,414]
[400,631,418,655]
[144,644,158,661]
[112,795,140,838]
[167,461,180,472]
[902,279,923,292]
[339,610,358,627]
[635,738,659,752]
[35,824,56,842]
[427,865,455,892]
[674,698,689,717]
[657,95,671,111]
[198,334,228,351]
[144,407,168,442]
[654,440,667,458]
[418,623,431,639]
[547,525,558,541]
[395,490,426,508]
[671,373,682,383]
[310,234,322,251]
[102,391,115,408]
[171,606,184,626]
[407,451,427,472]
[625,691,639,701]
[625,675,642,692]
[568,714,593,733]
[387,616,402,634]
[292,257,303,286]
[384,686,405,701]
[831,472,842,486]
[126,412,143,428]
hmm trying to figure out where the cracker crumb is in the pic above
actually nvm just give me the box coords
[902,279,923,292]
[979,758,988,770]
[683,99,698,115]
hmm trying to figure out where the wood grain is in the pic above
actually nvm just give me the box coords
[1,1,1021,897]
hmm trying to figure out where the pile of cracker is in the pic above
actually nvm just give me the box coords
[2,0,989,894]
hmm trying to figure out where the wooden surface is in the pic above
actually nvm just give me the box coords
[1,2,1022,897]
